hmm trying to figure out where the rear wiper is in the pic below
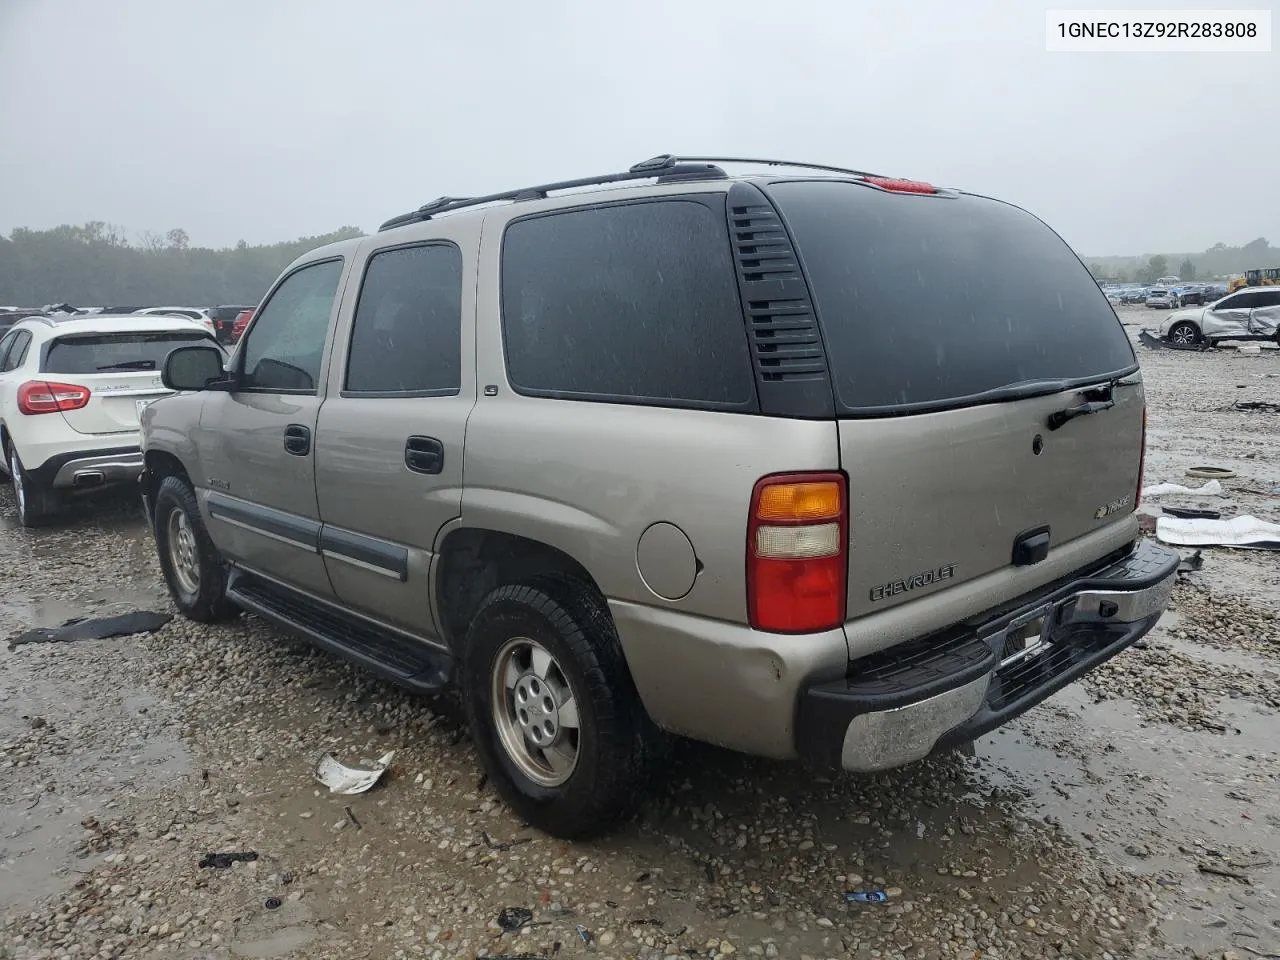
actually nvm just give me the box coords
[96,360,156,371]
[1047,381,1115,431]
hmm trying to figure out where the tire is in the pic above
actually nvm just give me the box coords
[153,474,239,622]
[8,445,60,527]
[1168,321,1202,346]
[462,579,661,839]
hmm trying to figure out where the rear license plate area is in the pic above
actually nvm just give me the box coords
[999,604,1056,665]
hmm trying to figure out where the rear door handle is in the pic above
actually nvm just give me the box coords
[405,436,444,475]
[284,423,311,456]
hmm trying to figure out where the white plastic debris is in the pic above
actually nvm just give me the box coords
[1156,515,1280,551]
[1141,479,1223,498]
[314,750,395,795]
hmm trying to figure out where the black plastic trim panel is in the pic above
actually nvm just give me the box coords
[320,526,409,582]
[724,181,835,419]
[206,492,320,551]
[26,445,139,488]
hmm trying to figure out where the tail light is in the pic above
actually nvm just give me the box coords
[747,472,848,633]
[1135,405,1147,509]
[17,380,91,415]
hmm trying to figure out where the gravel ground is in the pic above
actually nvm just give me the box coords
[1,307,1277,960]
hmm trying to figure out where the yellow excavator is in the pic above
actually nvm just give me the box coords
[1228,267,1280,292]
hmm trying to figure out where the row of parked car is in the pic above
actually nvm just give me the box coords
[0,304,255,344]
[1101,281,1230,309]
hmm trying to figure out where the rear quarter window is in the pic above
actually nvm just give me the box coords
[500,197,756,409]
[766,180,1136,414]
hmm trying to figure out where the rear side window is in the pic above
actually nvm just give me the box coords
[767,181,1136,414]
[43,331,212,374]
[1229,291,1280,309]
[3,330,31,371]
[345,243,462,395]
[500,198,755,408]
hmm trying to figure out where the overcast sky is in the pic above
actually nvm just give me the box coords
[1,0,1275,256]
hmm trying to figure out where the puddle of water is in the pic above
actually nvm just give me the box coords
[1161,633,1280,673]
[974,684,1279,956]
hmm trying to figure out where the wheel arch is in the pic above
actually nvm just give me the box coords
[434,526,604,652]
[142,449,191,499]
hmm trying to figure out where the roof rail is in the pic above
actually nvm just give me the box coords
[377,156,728,232]
[670,155,890,179]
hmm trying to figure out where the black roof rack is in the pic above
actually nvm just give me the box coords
[377,155,729,232]
[669,155,890,179]
[375,153,897,233]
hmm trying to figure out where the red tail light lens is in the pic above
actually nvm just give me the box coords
[1135,405,1147,509]
[862,176,937,194]
[747,472,848,633]
[17,380,91,415]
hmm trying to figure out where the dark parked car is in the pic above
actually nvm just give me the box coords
[1176,285,1207,307]
[207,305,254,344]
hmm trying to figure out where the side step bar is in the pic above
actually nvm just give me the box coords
[227,568,453,695]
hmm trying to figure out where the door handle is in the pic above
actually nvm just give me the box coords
[405,436,444,475]
[284,423,311,456]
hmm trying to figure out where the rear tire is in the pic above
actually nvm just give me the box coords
[154,474,239,622]
[8,446,60,528]
[462,579,661,839]
[1168,321,1202,346]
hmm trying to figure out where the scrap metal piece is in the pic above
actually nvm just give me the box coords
[314,750,395,795]
[8,611,173,650]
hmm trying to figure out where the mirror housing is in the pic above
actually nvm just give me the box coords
[163,344,231,392]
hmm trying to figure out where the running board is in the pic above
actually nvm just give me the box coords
[226,568,453,694]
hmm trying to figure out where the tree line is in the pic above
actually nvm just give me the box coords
[4,221,1276,306]
[1087,237,1279,285]
[0,222,365,307]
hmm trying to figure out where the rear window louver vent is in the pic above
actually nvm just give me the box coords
[726,185,829,389]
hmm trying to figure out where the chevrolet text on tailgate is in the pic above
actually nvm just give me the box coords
[138,154,1179,838]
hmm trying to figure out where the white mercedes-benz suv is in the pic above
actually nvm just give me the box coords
[0,313,222,526]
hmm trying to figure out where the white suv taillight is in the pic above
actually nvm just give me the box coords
[17,380,92,415]
[746,472,848,633]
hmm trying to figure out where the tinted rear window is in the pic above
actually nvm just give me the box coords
[767,181,1135,413]
[44,332,214,374]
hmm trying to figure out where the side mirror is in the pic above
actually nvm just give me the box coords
[163,344,230,391]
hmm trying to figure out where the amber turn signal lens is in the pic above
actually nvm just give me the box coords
[755,481,841,521]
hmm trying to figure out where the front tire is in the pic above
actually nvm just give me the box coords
[1168,321,1202,346]
[8,446,60,527]
[153,474,238,622]
[462,580,660,839]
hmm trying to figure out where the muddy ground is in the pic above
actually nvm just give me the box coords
[1,305,1277,960]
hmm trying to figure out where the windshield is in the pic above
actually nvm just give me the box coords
[766,180,1136,414]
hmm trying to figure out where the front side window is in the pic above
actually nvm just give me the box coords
[500,198,754,407]
[1224,292,1262,310]
[345,243,463,395]
[240,259,343,392]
